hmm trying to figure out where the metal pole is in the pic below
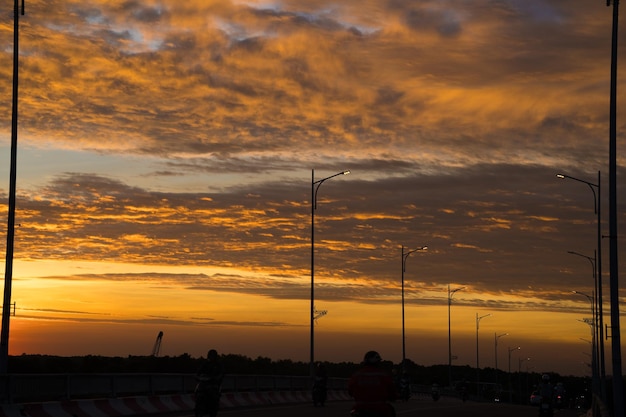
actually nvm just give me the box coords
[447,285,464,387]
[607,1,624,416]
[401,246,406,366]
[596,172,606,401]
[476,313,490,396]
[508,346,519,403]
[448,285,452,388]
[574,291,598,394]
[557,172,605,400]
[310,169,315,379]
[476,313,479,392]
[494,333,498,386]
[310,169,349,378]
[568,252,600,394]
[401,245,426,368]
[494,333,507,390]
[0,0,24,375]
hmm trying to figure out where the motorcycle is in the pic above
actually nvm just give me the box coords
[194,377,221,417]
[432,389,440,402]
[538,398,554,417]
[431,383,440,402]
[312,378,327,407]
[398,377,411,401]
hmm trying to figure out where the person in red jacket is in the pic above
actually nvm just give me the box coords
[348,351,396,417]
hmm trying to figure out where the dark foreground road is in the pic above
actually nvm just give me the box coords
[169,397,588,417]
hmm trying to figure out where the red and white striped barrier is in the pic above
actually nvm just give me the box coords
[0,390,352,417]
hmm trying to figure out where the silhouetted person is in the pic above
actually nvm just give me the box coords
[313,362,328,406]
[348,350,396,417]
[431,380,441,401]
[195,349,224,417]
[197,349,224,385]
[538,374,554,417]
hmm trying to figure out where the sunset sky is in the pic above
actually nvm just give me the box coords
[0,0,624,378]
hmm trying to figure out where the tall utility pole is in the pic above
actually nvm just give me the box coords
[401,245,427,368]
[310,169,349,378]
[494,332,508,389]
[557,171,605,398]
[607,2,624,416]
[475,313,491,396]
[1,0,25,375]
[447,284,464,387]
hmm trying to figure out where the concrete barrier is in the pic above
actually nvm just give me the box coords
[0,390,352,417]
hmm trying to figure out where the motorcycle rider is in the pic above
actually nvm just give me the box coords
[538,373,554,416]
[312,362,328,406]
[195,349,224,417]
[197,349,224,385]
[348,351,396,417]
[397,369,411,401]
[431,381,441,401]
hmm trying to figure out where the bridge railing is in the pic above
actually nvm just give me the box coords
[0,374,349,404]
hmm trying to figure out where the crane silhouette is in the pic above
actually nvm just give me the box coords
[151,331,163,357]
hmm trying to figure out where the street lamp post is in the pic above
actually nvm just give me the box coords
[311,169,350,378]
[475,313,491,396]
[508,346,520,403]
[494,332,508,389]
[0,0,25,374]
[447,284,465,387]
[507,346,520,374]
[518,357,530,404]
[573,290,598,393]
[401,245,427,368]
[557,173,605,394]
[568,251,600,391]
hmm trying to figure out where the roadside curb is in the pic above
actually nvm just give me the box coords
[0,390,352,417]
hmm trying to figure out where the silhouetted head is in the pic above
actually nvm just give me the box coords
[363,350,382,365]
[207,349,218,360]
[542,374,550,382]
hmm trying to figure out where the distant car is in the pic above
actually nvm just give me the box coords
[530,391,542,406]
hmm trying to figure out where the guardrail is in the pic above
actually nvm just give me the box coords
[0,374,349,404]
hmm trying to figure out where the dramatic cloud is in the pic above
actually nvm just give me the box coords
[0,0,621,373]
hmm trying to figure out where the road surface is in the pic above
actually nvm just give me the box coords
[170,397,588,417]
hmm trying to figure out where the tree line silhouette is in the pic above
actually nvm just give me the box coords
[6,353,587,388]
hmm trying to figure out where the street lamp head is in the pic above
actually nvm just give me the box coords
[406,245,428,252]
[555,172,598,188]
[342,170,351,175]
[568,250,593,260]
[402,245,428,273]
[573,290,593,302]
[451,286,466,294]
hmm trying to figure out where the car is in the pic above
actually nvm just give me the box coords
[530,391,542,406]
